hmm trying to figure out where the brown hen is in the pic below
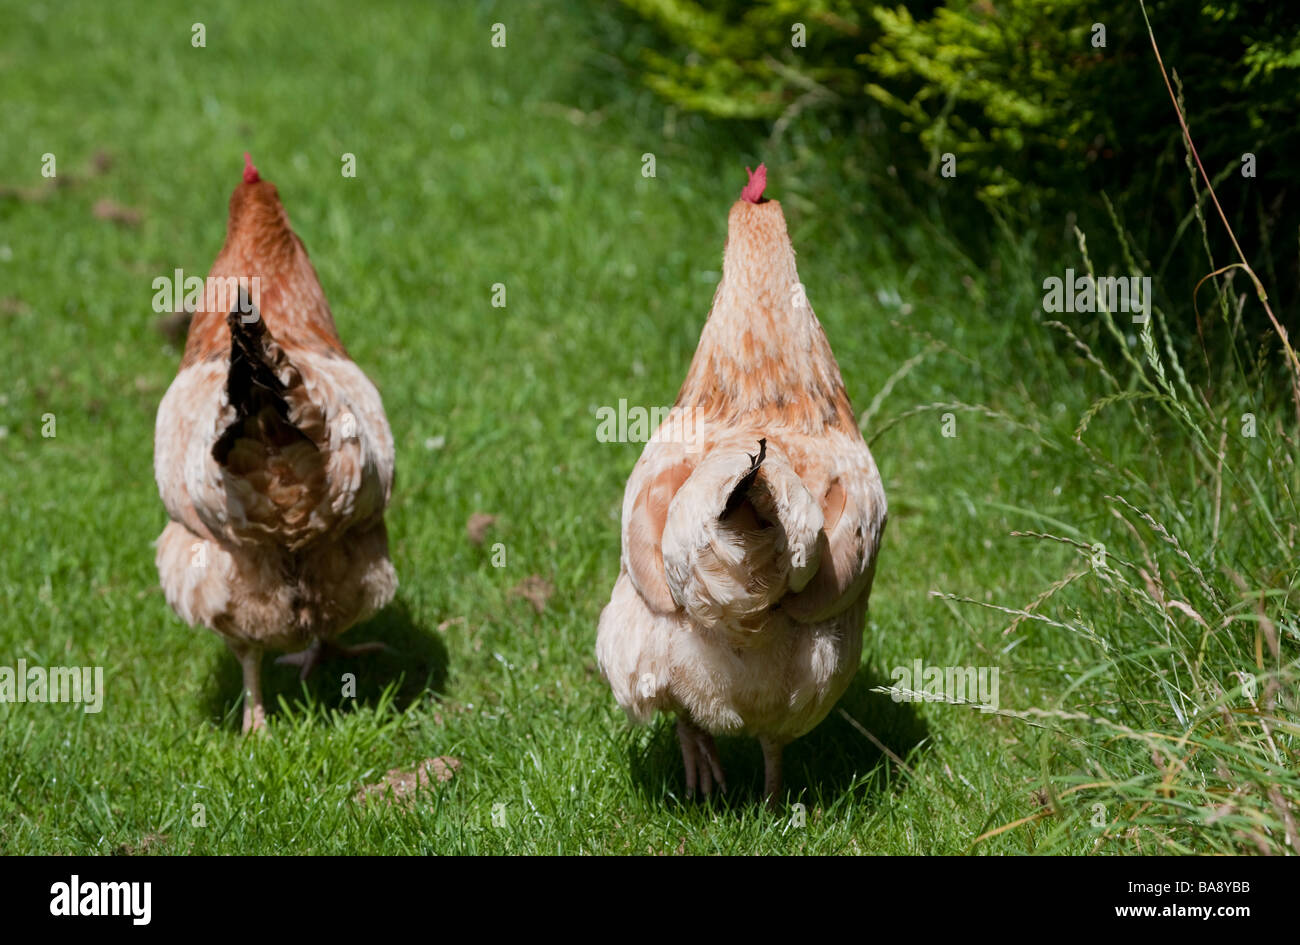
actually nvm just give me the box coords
[153,155,396,733]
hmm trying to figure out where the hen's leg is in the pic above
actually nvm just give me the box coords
[275,638,391,681]
[759,735,787,809]
[676,717,726,799]
[231,644,266,734]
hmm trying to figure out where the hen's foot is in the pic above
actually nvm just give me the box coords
[677,717,727,800]
[275,638,392,681]
[229,644,266,735]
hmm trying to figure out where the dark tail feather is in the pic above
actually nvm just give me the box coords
[721,438,767,520]
[212,291,315,466]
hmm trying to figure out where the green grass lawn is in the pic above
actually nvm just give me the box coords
[1,0,1294,854]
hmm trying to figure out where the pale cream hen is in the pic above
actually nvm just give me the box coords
[597,165,887,803]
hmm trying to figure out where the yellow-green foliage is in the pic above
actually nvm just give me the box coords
[618,0,1300,207]
[620,0,870,118]
[861,2,1100,201]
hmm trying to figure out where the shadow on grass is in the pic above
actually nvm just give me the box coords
[627,662,929,809]
[200,597,448,728]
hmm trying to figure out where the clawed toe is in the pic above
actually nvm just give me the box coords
[275,638,392,681]
[677,717,727,800]
[331,640,391,659]
[275,639,325,679]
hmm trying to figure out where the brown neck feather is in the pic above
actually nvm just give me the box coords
[676,199,857,434]
[181,180,346,367]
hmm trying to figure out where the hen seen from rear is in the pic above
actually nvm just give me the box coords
[596,165,887,804]
[153,156,396,733]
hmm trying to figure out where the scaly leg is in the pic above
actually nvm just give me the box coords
[676,716,726,799]
[759,735,787,810]
[229,643,265,735]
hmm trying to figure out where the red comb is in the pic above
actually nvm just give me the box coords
[740,163,767,203]
[243,152,260,184]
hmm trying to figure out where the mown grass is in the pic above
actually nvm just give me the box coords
[0,0,1293,854]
